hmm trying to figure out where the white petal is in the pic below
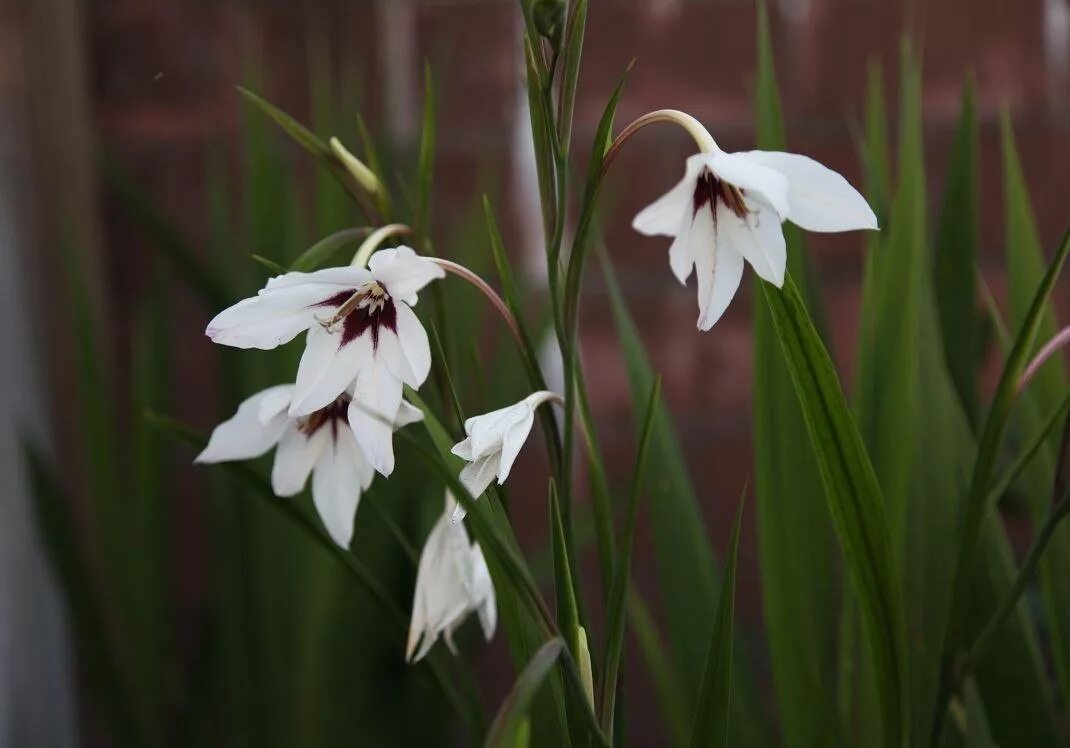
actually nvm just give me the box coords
[195,385,293,463]
[310,428,368,548]
[348,360,404,476]
[471,546,497,641]
[368,246,445,304]
[451,437,474,461]
[270,427,326,496]
[631,155,705,237]
[495,409,536,483]
[394,400,425,428]
[707,149,790,219]
[391,302,433,387]
[718,197,787,287]
[737,151,878,233]
[205,296,320,350]
[466,403,529,460]
[206,268,370,350]
[290,326,371,416]
[264,266,371,290]
[257,385,295,424]
[692,206,745,331]
[667,202,697,283]
[459,454,499,498]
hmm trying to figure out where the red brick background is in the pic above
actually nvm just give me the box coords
[8,0,1070,743]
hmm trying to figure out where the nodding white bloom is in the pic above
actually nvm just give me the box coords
[194,384,424,548]
[204,246,444,475]
[633,141,877,330]
[406,492,496,663]
[451,391,561,502]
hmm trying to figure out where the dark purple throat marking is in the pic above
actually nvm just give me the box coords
[693,169,749,221]
[310,284,399,350]
[298,394,351,440]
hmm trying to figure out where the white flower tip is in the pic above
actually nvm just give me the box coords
[451,504,467,524]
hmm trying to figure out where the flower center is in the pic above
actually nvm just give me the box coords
[298,393,351,438]
[693,168,749,220]
[313,281,398,349]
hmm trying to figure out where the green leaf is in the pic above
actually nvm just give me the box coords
[855,43,964,745]
[415,64,435,244]
[288,227,371,272]
[597,244,768,746]
[999,113,1070,707]
[550,483,581,652]
[760,274,907,746]
[556,0,587,154]
[249,253,286,275]
[486,638,566,748]
[562,64,631,334]
[236,85,375,220]
[934,77,981,429]
[688,490,745,748]
[751,6,842,745]
[949,224,1070,601]
[599,378,660,740]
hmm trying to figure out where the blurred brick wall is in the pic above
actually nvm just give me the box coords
[29,0,1070,742]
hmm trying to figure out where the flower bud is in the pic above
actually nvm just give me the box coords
[329,137,383,197]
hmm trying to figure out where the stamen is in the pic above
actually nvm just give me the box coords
[693,168,749,220]
[318,282,388,332]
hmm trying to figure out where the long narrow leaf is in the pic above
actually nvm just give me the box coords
[600,378,660,740]
[486,639,566,748]
[760,275,907,746]
[751,7,842,744]
[688,491,745,748]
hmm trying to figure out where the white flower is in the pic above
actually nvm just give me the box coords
[633,143,877,330]
[205,246,444,475]
[450,391,560,501]
[406,492,496,663]
[194,384,424,548]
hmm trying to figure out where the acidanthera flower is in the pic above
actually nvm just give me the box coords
[406,492,496,663]
[195,384,424,548]
[633,133,877,330]
[451,391,562,502]
[204,246,444,475]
